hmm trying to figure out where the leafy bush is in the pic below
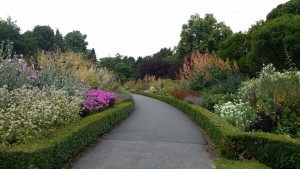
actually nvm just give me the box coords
[179,51,245,94]
[187,68,246,94]
[201,93,235,112]
[0,85,82,145]
[238,64,300,137]
[214,101,257,130]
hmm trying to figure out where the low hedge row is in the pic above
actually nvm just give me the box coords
[136,92,300,169]
[0,102,134,169]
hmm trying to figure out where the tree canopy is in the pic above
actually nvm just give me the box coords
[32,25,55,51]
[267,0,300,20]
[65,30,88,53]
[175,13,232,60]
[247,14,300,74]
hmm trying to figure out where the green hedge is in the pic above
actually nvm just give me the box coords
[136,92,300,169]
[0,102,134,169]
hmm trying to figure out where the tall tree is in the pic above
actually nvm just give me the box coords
[53,29,66,52]
[267,0,300,20]
[175,13,232,60]
[85,48,97,62]
[64,30,88,53]
[246,14,300,74]
[20,31,38,57]
[217,32,250,72]
[0,16,23,54]
[32,25,55,51]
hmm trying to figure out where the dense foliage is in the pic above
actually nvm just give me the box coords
[0,17,96,61]
[175,13,232,60]
[0,85,82,145]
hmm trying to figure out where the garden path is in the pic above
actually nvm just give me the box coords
[71,94,213,169]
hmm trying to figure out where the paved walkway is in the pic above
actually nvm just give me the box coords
[71,94,213,169]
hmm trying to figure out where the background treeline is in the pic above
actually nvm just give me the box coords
[99,0,300,80]
[0,17,96,63]
[1,0,300,81]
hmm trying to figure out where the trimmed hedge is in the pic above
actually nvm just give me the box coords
[136,92,300,169]
[0,102,134,169]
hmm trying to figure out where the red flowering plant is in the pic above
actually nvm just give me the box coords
[80,90,116,117]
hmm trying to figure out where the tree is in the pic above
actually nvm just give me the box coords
[152,47,173,60]
[267,0,300,20]
[246,14,300,74]
[0,16,23,54]
[64,30,88,53]
[99,54,136,81]
[175,13,232,60]
[217,32,249,61]
[53,29,66,52]
[137,58,179,79]
[32,25,55,51]
[217,32,250,72]
[20,31,38,57]
[85,48,97,62]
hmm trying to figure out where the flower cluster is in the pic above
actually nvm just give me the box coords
[82,90,116,111]
[214,100,257,130]
[0,85,82,145]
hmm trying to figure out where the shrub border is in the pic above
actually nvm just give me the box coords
[135,92,300,169]
[0,102,134,169]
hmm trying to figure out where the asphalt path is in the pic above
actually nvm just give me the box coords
[71,94,213,169]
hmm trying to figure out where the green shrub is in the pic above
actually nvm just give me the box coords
[0,85,82,145]
[224,133,300,169]
[238,64,300,137]
[0,102,134,169]
[201,93,235,112]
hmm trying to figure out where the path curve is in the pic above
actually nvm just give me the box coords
[71,94,213,169]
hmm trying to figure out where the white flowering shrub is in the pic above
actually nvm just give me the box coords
[237,64,300,137]
[0,85,82,145]
[214,100,257,130]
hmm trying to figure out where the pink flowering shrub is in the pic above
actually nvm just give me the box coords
[80,90,116,117]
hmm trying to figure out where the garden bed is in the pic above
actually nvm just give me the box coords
[0,102,134,169]
[136,92,300,169]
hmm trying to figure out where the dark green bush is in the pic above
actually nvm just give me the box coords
[0,102,134,169]
[224,133,300,169]
[136,92,300,169]
[201,93,235,112]
[188,68,246,94]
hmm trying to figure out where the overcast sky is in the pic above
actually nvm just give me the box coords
[1,0,289,59]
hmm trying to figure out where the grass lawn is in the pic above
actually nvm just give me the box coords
[213,158,271,169]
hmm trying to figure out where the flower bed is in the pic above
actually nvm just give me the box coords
[0,102,134,169]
